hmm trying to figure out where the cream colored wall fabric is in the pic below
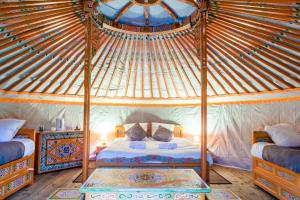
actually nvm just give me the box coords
[0,101,299,169]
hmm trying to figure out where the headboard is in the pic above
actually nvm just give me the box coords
[252,130,273,144]
[16,128,36,142]
[115,124,183,138]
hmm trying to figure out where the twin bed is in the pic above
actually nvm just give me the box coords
[0,128,35,199]
[251,131,300,199]
[96,124,213,176]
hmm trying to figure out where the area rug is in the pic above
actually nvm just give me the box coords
[73,168,231,184]
[47,188,83,200]
[207,189,241,200]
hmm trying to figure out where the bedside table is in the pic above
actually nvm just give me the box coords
[96,146,107,155]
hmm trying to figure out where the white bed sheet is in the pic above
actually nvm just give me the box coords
[97,138,213,166]
[12,138,35,157]
[251,142,275,159]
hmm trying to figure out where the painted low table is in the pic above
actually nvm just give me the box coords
[80,168,211,200]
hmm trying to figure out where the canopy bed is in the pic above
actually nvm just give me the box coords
[81,0,210,184]
[96,124,213,175]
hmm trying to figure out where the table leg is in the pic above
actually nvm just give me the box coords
[200,193,206,200]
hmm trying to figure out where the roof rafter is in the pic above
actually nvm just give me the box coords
[160,1,179,19]
[115,1,134,22]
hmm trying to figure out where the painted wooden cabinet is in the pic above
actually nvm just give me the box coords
[80,168,211,200]
[35,130,83,174]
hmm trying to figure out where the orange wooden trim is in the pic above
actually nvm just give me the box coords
[0,95,299,106]
[152,38,170,98]
[17,128,36,142]
[103,23,191,36]
[104,35,127,97]
[95,34,123,96]
[115,37,134,97]
[0,87,299,100]
[82,11,92,182]
[114,1,134,22]
[124,35,137,97]
[253,157,300,199]
[89,33,120,96]
[164,35,198,96]
[146,37,154,97]
[252,130,273,144]
[156,37,180,97]
[161,36,189,97]
[149,37,162,98]
[132,37,142,98]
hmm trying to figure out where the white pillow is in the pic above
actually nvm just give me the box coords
[265,123,300,147]
[0,119,26,142]
[151,123,175,136]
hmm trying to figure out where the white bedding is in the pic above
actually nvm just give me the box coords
[12,138,35,157]
[250,142,275,159]
[97,138,213,166]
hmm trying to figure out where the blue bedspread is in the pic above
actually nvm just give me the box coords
[0,141,25,165]
[263,145,300,174]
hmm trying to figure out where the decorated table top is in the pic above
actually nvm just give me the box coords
[80,168,211,194]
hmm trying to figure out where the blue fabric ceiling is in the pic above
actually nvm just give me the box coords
[97,0,197,27]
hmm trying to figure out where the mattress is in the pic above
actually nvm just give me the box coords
[250,142,275,159]
[251,142,300,173]
[0,138,34,165]
[97,138,213,166]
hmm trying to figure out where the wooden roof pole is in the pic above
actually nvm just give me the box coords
[199,0,209,181]
[82,0,92,183]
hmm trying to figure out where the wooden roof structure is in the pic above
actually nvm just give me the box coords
[0,0,299,102]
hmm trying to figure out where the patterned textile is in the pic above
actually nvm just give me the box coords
[13,159,28,172]
[48,188,83,200]
[98,155,200,164]
[39,132,83,173]
[6,172,32,192]
[80,168,211,200]
[0,167,10,179]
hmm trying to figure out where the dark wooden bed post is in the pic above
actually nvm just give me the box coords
[199,0,209,181]
[82,0,92,183]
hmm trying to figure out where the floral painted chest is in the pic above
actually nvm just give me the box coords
[80,168,211,200]
[36,130,83,173]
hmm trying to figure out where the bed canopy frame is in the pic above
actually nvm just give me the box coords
[82,0,209,182]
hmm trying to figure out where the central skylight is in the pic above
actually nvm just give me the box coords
[97,0,198,27]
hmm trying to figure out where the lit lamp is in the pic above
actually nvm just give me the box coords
[194,135,200,145]
[100,134,107,146]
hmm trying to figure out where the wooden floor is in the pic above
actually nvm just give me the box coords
[7,165,276,200]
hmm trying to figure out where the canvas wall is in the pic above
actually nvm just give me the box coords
[0,100,299,170]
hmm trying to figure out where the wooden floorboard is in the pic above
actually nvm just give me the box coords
[210,165,276,200]
[7,165,276,200]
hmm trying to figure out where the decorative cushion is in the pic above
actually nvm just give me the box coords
[152,125,173,142]
[265,123,300,147]
[151,123,175,136]
[124,123,147,132]
[125,123,147,141]
[0,119,26,142]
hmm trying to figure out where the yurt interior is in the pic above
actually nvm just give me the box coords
[0,0,300,199]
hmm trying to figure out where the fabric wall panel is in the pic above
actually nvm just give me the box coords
[0,101,299,170]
